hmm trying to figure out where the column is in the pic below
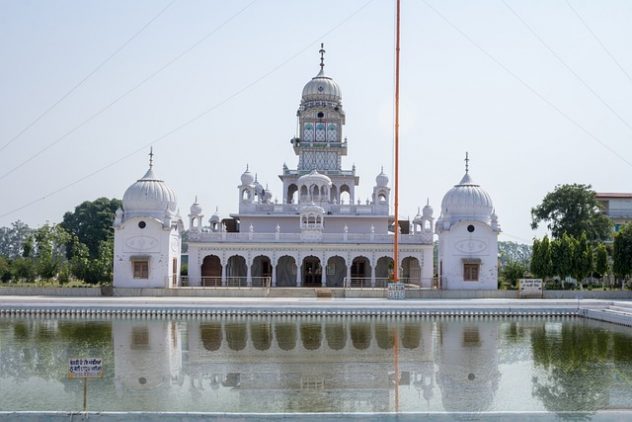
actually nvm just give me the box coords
[296,255,302,287]
[271,263,277,287]
[221,259,226,287]
[246,259,252,287]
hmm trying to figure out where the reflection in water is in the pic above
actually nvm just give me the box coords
[200,322,222,351]
[275,322,296,351]
[350,322,371,349]
[1,316,632,414]
[325,322,346,350]
[250,322,272,351]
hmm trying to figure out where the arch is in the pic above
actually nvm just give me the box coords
[311,184,319,201]
[200,322,222,351]
[401,256,421,286]
[377,191,388,204]
[375,322,394,350]
[226,255,247,286]
[330,185,338,202]
[299,185,308,203]
[275,322,296,351]
[201,255,221,287]
[225,322,247,351]
[351,256,371,287]
[325,322,346,350]
[300,322,322,350]
[375,256,394,287]
[401,323,421,349]
[241,188,251,202]
[340,184,351,204]
[326,256,346,287]
[424,220,431,231]
[251,255,272,287]
[350,322,371,350]
[287,184,298,204]
[302,256,322,287]
[250,322,272,351]
[276,255,297,287]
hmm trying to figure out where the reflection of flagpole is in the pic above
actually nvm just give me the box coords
[393,0,401,283]
[394,324,400,412]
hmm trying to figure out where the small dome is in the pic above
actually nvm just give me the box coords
[413,207,423,224]
[298,169,332,187]
[423,199,433,218]
[302,69,342,104]
[440,173,494,221]
[209,209,220,223]
[240,166,254,186]
[190,197,202,216]
[123,167,177,215]
[376,167,389,187]
[300,203,325,215]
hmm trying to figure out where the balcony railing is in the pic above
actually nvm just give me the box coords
[188,231,433,244]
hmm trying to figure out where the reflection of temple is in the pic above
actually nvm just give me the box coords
[110,317,503,412]
[113,320,183,398]
[435,321,501,412]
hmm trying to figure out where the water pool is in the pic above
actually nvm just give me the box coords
[1,315,631,417]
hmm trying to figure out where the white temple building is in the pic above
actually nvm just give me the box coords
[113,47,500,290]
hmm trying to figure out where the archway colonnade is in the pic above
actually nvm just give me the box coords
[192,249,427,288]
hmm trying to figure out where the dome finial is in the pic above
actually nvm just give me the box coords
[464,151,469,174]
[149,147,154,169]
[319,43,325,71]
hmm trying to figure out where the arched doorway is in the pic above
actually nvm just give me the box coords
[351,256,371,287]
[276,256,297,287]
[226,255,247,287]
[375,256,394,287]
[402,256,421,286]
[201,255,221,286]
[251,255,272,287]
[302,256,322,287]
[326,256,346,287]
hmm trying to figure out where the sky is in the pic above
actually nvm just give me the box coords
[1,0,631,244]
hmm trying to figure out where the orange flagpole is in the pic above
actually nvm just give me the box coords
[393,0,401,283]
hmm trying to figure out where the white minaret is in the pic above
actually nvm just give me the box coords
[435,153,500,289]
[113,149,184,288]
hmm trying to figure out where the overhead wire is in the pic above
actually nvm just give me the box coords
[565,0,632,88]
[0,0,177,154]
[501,0,632,134]
[0,0,259,183]
[0,0,376,220]
[421,0,632,169]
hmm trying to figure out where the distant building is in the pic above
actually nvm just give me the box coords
[112,47,500,290]
[596,193,632,234]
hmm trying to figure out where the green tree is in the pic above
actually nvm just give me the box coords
[0,256,11,282]
[530,236,552,280]
[572,232,593,284]
[613,223,632,285]
[12,257,35,282]
[594,243,608,280]
[531,184,611,241]
[530,238,541,277]
[0,220,32,258]
[33,224,70,279]
[61,198,121,258]
[502,261,527,288]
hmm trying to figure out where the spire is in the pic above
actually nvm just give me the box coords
[464,151,469,174]
[149,147,154,169]
[319,43,326,71]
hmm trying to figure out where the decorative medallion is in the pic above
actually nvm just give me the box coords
[125,235,158,251]
[455,239,487,254]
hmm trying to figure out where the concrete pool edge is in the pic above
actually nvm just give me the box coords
[1,296,632,326]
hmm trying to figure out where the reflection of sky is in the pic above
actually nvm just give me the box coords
[1,317,632,413]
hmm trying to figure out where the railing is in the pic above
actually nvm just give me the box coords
[179,276,271,289]
[189,231,433,244]
[236,202,389,216]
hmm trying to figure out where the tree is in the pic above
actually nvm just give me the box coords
[0,220,32,258]
[531,184,611,241]
[33,224,70,279]
[61,198,121,259]
[613,223,632,284]
[594,243,608,280]
[572,232,593,284]
[530,236,552,280]
[502,261,527,288]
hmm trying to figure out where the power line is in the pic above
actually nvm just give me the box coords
[0,0,177,154]
[565,0,632,88]
[421,0,632,168]
[0,0,259,183]
[502,0,632,134]
[0,0,376,220]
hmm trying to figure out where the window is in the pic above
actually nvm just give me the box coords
[133,260,149,279]
[131,327,149,350]
[463,263,479,281]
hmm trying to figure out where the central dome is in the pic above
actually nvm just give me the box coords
[302,68,342,103]
[440,173,494,221]
[123,167,177,216]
